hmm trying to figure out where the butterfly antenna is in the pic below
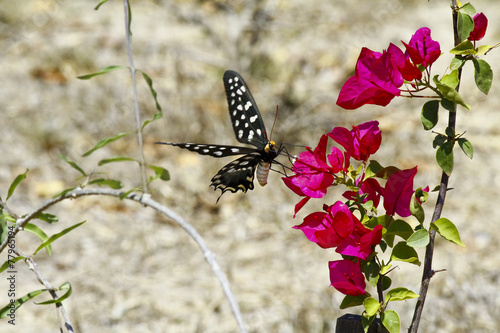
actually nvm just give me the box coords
[268,105,279,141]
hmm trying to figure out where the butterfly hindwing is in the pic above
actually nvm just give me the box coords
[223,70,268,148]
[210,153,261,196]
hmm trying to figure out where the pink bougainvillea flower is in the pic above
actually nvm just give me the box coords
[343,177,383,208]
[402,27,441,68]
[329,121,382,162]
[283,135,334,201]
[387,43,422,81]
[383,166,418,217]
[336,47,403,109]
[329,260,367,296]
[468,13,488,41]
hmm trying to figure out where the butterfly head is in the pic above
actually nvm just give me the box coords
[265,140,276,153]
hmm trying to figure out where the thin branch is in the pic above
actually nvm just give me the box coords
[408,2,460,331]
[1,188,247,333]
[123,0,149,193]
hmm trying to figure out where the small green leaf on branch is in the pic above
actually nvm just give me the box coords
[381,310,401,333]
[421,100,439,130]
[386,287,419,301]
[457,12,474,42]
[36,282,72,305]
[58,154,87,177]
[407,229,429,248]
[363,297,380,317]
[7,169,29,201]
[340,295,366,309]
[82,132,131,157]
[0,289,47,318]
[390,242,421,266]
[458,138,473,159]
[33,221,86,255]
[77,65,125,80]
[436,141,454,176]
[472,58,492,95]
[431,218,465,247]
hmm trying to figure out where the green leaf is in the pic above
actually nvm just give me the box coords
[53,187,76,198]
[77,65,125,80]
[407,229,429,248]
[94,0,109,10]
[365,160,384,178]
[461,3,476,15]
[421,100,439,130]
[7,169,29,201]
[434,75,470,110]
[380,275,392,291]
[441,70,459,89]
[364,261,380,287]
[361,314,376,332]
[0,218,7,244]
[23,223,52,256]
[33,212,58,224]
[139,70,163,115]
[58,154,87,177]
[0,289,47,318]
[36,282,72,305]
[82,132,131,157]
[436,141,454,176]
[149,165,171,182]
[339,294,366,309]
[390,242,421,266]
[386,287,419,301]
[449,40,476,55]
[0,256,25,274]
[457,12,474,42]
[33,221,86,255]
[381,310,400,333]
[450,56,466,70]
[431,218,465,246]
[458,138,473,159]
[473,59,492,95]
[440,98,455,112]
[385,219,413,241]
[410,192,425,224]
[476,45,491,56]
[88,178,124,189]
[98,156,138,166]
[432,133,447,148]
[363,297,380,317]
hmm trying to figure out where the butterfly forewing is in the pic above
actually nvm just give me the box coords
[155,142,257,158]
[223,70,268,148]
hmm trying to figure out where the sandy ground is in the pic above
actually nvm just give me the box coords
[1,0,500,332]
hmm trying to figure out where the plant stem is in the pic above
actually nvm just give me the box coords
[123,0,149,193]
[408,2,460,332]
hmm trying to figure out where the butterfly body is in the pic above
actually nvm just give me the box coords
[156,70,280,201]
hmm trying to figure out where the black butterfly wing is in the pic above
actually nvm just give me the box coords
[210,152,262,199]
[155,142,257,158]
[223,70,268,149]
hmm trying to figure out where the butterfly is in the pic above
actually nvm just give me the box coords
[156,70,281,202]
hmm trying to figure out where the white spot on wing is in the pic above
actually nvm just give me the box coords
[213,151,223,156]
[244,101,252,110]
[256,129,262,136]
[238,130,243,138]
[250,115,258,123]
[231,148,240,153]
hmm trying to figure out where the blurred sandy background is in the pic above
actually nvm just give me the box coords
[1,0,500,332]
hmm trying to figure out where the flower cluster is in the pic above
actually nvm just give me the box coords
[283,121,424,296]
[336,27,441,110]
